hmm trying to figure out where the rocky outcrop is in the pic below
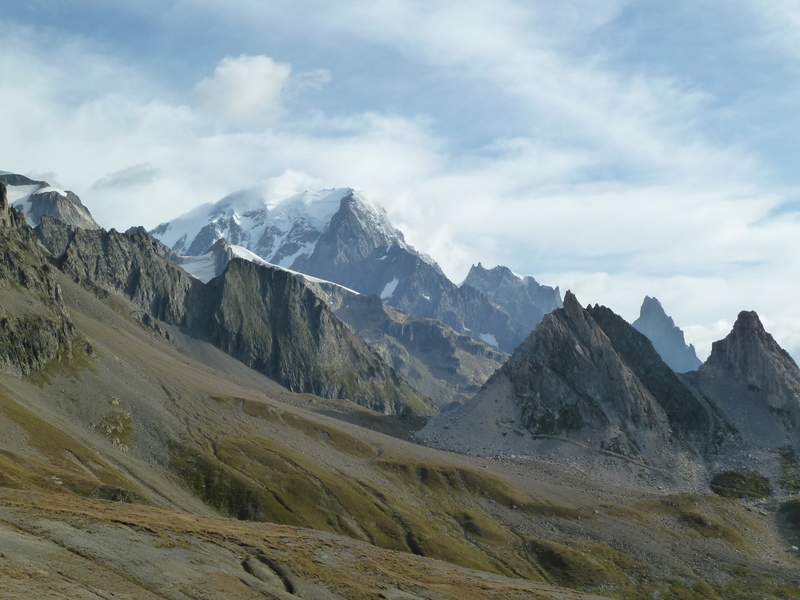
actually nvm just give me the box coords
[699,311,800,428]
[0,183,79,376]
[632,296,701,372]
[0,173,100,230]
[421,292,728,488]
[462,263,562,330]
[37,218,434,415]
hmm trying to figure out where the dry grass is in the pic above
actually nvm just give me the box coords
[0,488,598,600]
[0,389,141,495]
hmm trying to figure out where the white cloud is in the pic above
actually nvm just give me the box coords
[91,163,162,190]
[195,55,292,127]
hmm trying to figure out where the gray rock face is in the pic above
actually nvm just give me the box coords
[586,304,728,454]
[152,188,530,353]
[0,173,100,230]
[170,239,506,408]
[0,184,80,377]
[198,258,433,415]
[462,263,562,330]
[632,296,701,372]
[699,311,800,428]
[315,289,508,408]
[38,219,434,415]
[421,292,728,488]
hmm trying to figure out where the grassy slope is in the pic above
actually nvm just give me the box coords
[0,273,797,600]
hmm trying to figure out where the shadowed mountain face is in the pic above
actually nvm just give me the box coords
[36,217,434,415]
[152,188,531,353]
[632,296,701,372]
[165,238,507,408]
[311,286,508,408]
[424,291,800,494]
[0,184,81,377]
[462,262,562,330]
[586,304,727,453]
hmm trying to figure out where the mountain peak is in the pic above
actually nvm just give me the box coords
[706,310,797,372]
[150,186,401,266]
[152,184,531,353]
[632,295,701,372]
[731,309,765,335]
[0,172,100,230]
[640,296,670,323]
[421,291,725,488]
[703,309,800,427]
[563,289,579,309]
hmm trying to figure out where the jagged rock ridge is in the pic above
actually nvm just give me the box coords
[462,262,562,331]
[0,184,82,376]
[632,296,701,372]
[421,291,730,488]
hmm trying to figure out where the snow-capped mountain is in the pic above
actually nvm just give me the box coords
[151,186,413,267]
[0,172,100,230]
[151,186,530,353]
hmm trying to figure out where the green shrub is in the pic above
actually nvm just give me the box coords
[710,470,770,499]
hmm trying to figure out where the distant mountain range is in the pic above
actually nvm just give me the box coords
[150,186,559,354]
[7,168,799,495]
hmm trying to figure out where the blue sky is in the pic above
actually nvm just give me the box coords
[2,0,800,359]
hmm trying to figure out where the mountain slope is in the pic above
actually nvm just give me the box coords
[37,217,434,415]
[421,292,729,489]
[632,296,701,372]
[701,310,800,427]
[151,187,531,353]
[688,311,800,474]
[0,184,80,377]
[166,238,506,407]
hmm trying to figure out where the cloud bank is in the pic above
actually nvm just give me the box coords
[195,55,292,126]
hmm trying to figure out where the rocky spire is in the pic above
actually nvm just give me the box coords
[703,310,800,427]
[420,291,728,488]
[632,296,701,372]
